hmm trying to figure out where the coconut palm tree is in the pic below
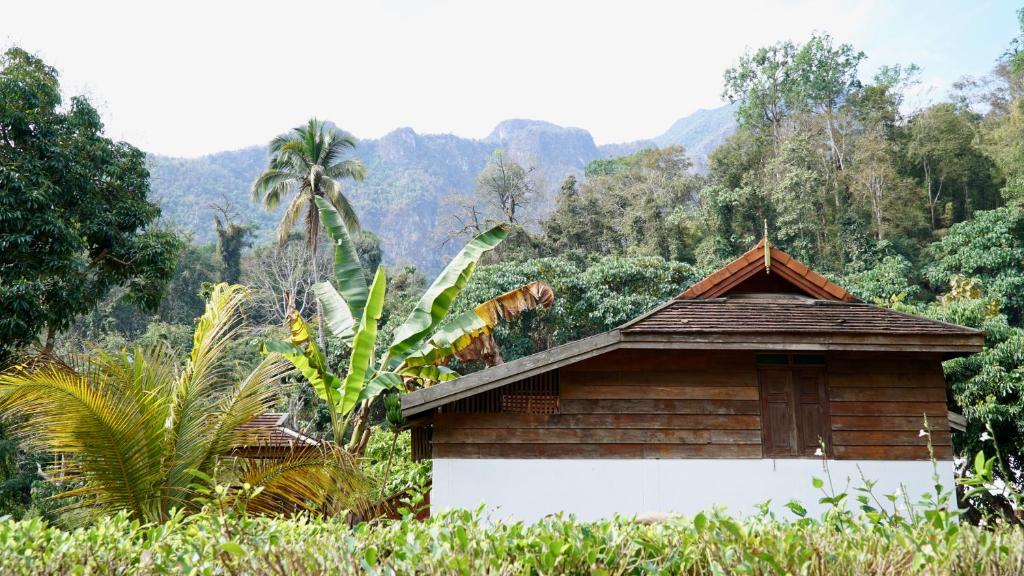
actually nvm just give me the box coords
[0,284,369,523]
[252,118,367,247]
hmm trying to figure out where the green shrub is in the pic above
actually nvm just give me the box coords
[0,507,1020,575]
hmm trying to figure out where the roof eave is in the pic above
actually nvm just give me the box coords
[618,330,985,353]
[401,330,622,417]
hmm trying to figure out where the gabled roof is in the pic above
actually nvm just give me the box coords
[678,240,858,302]
[401,243,985,417]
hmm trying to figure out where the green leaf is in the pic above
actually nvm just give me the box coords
[263,339,343,410]
[974,450,987,477]
[400,364,460,383]
[315,196,368,320]
[385,225,507,367]
[421,308,491,354]
[313,281,356,344]
[784,500,807,517]
[357,371,403,404]
[812,477,824,489]
[340,267,387,416]
[220,542,245,556]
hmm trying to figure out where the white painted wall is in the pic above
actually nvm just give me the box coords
[432,458,955,522]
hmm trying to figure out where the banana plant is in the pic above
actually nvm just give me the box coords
[265,196,554,451]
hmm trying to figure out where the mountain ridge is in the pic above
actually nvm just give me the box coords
[147,104,736,271]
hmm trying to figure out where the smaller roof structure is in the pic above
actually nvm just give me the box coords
[233,413,319,458]
[677,240,859,302]
[401,242,985,417]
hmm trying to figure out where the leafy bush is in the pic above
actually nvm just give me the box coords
[0,506,1020,575]
[362,428,430,499]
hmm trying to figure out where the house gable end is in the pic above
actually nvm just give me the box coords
[678,241,859,302]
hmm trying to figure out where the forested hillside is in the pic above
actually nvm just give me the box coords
[147,109,733,271]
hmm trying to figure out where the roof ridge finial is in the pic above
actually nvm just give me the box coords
[764,219,771,275]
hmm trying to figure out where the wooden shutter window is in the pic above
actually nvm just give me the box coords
[795,369,828,456]
[759,366,829,457]
[761,369,797,456]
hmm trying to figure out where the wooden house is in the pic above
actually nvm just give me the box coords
[400,242,985,520]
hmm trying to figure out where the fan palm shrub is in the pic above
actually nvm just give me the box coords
[0,284,369,523]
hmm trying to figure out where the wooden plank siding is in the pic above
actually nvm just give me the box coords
[826,353,952,460]
[432,351,764,459]
[428,350,953,461]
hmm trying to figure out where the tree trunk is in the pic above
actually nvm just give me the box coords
[311,238,326,352]
[346,404,372,456]
[44,323,57,352]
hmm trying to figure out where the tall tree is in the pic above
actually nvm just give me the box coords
[908,104,984,230]
[211,200,253,284]
[722,41,798,146]
[789,33,865,173]
[0,48,181,360]
[252,119,366,246]
[544,147,702,262]
[251,119,367,343]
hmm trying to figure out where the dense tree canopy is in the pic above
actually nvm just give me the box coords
[0,48,180,359]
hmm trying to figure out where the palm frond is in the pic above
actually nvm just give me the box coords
[0,354,169,520]
[231,445,372,516]
[325,183,362,232]
[325,158,366,182]
[321,131,359,166]
[205,356,292,463]
[251,168,299,206]
[163,284,250,506]
[277,189,310,245]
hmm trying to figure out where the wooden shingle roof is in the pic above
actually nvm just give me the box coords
[233,413,318,457]
[623,294,979,336]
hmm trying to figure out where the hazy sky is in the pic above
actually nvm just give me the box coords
[3,1,1020,157]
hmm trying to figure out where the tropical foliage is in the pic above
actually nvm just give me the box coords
[264,198,554,453]
[0,497,1021,574]
[0,284,368,522]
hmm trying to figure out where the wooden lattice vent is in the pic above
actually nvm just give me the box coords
[501,393,559,414]
[440,370,559,414]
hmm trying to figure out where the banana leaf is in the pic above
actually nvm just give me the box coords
[400,281,554,369]
[384,225,508,367]
[262,311,342,410]
[312,282,356,344]
[314,196,368,320]
[399,364,460,383]
[357,371,404,404]
[339,267,386,416]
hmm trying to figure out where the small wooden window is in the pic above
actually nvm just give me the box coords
[759,366,830,457]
